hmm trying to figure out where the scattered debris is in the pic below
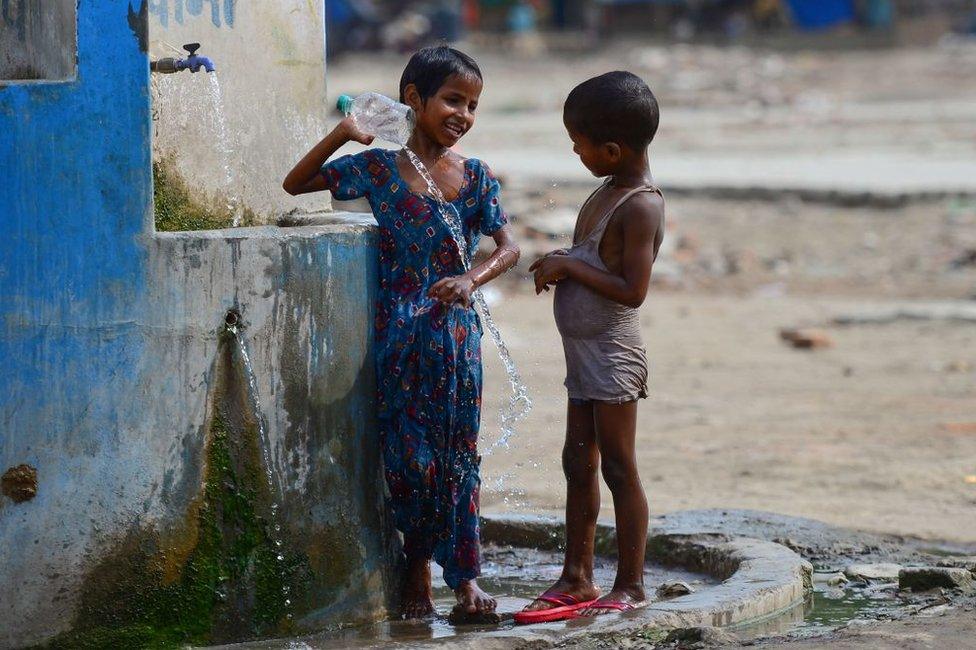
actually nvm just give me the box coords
[657,581,695,599]
[949,248,976,269]
[1,464,37,503]
[899,567,975,593]
[944,361,973,373]
[779,328,833,349]
[844,563,904,582]
[834,303,976,326]
[941,422,976,434]
[662,626,738,649]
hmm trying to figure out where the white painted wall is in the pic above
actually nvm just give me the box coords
[150,0,332,218]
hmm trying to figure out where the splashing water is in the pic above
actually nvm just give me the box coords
[226,324,293,620]
[401,148,531,452]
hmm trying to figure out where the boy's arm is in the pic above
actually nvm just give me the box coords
[282,118,374,196]
[533,195,662,308]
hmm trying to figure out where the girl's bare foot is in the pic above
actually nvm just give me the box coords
[455,578,496,614]
[522,577,601,612]
[401,558,435,619]
[578,586,646,617]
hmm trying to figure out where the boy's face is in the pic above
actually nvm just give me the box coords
[565,127,618,177]
[409,73,482,148]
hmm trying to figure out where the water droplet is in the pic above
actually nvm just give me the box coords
[277,554,284,561]
[285,599,291,606]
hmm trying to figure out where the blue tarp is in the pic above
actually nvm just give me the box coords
[786,0,855,31]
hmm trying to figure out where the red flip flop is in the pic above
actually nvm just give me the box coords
[513,591,598,624]
[579,600,641,616]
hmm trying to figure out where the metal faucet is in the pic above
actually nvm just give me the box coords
[150,43,216,74]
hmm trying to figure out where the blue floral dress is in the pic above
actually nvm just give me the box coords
[321,148,507,589]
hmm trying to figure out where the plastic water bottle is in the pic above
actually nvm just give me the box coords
[336,93,414,145]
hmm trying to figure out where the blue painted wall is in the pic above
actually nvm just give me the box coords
[0,3,392,646]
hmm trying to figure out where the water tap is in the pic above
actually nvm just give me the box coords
[150,43,216,74]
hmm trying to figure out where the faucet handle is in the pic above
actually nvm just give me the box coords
[183,43,201,57]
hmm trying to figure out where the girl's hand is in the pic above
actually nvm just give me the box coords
[429,275,475,307]
[337,117,375,145]
[532,255,571,294]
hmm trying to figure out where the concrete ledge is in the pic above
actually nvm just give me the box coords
[465,514,813,649]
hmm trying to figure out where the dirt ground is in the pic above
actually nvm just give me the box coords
[329,40,976,545]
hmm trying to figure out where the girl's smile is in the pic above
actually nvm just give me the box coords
[410,73,482,148]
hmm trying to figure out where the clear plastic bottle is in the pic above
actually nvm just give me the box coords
[336,93,414,145]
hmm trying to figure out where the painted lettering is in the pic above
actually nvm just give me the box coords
[149,0,235,29]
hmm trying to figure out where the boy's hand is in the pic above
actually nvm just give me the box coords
[429,275,475,307]
[337,117,374,145]
[531,255,571,294]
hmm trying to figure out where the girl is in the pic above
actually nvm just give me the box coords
[283,46,519,619]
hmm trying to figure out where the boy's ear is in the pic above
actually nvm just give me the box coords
[403,83,422,111]
[604,142,622,161]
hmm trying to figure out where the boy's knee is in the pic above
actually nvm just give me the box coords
[600,457,637,492]
[562,449,596,483]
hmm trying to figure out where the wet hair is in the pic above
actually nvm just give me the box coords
[563,71,659,153]
[398,45,482,104]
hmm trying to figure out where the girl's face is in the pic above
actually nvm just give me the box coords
[408,73,483,148]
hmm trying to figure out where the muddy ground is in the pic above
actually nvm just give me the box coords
[326,36,976,546]
[328,38,976,646]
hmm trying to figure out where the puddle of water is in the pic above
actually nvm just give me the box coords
[217,544,717,649]
[735,576,905,642]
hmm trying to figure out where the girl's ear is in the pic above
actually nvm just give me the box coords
[605,142,622,161]
[403,83,423,112]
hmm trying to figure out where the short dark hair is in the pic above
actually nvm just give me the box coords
[399,45,482,104]
[563,71,660,152]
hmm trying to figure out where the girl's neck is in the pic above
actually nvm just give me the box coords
[405,131,449,166]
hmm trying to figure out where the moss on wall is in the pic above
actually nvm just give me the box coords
[153,159,257,232]
[40,342,309,649]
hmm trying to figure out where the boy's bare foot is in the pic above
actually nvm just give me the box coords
[578,586,646,617]
[454,578,496,614]
[522,578,601,612]
[401,558,435,619]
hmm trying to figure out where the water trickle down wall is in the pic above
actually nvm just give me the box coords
[0,2,396,647]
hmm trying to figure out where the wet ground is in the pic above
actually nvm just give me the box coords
[219,544,716,648]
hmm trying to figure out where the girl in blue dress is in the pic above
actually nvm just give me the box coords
[283,46,519,619]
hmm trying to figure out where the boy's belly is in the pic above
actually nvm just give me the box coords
[553,279,641,342]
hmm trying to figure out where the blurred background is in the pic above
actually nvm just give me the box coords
[327,0,976,545]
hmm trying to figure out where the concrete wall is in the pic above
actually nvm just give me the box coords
[0,0,77,81]
[0,2,392,648]
[149,0,333,219]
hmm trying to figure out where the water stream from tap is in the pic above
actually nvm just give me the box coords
[206,75,242,226]
[401,149,531,454]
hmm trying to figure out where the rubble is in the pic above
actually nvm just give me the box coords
[899,567,975,593]
[779,328,833,349]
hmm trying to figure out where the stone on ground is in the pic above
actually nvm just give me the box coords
[899,567,975,593]
[844,563,904,582]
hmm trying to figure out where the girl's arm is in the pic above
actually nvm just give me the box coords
[282,117,374,196]
[530,197,662,308]
[428,226,520,306]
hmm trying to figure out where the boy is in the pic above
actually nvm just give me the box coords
[521,71,664,621]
